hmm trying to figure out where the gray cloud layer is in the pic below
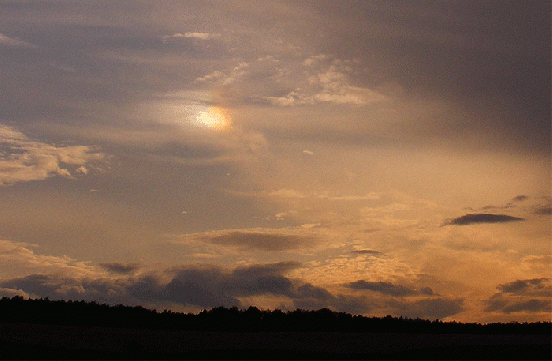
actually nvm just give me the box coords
[0,0,548,155]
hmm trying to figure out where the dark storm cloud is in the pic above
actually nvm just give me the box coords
[129,262,307,309]
[162,268,242,308]
[0,266,460,318]
[131,262,361,310]
[126,275,164,302]
[0,262,374,314]
[347,281,431,297]
[445,213,524,226]
[295,283,333,301]
[127,267,243,309]
[329,295,373,315]
[227,262,299,297]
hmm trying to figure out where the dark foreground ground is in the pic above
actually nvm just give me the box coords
[1,322,550,360]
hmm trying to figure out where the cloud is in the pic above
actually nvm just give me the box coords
[393,298,464,320]
[0,287,29,298]
[194,62,249,86]
[161,267,242,308]
[128,262,312,309]
[512,195,529,202]
[445,213,524,225]
[295,283,333,301]
[0,239,101,281]
[228,264,297,298]
[0,125,108,186]
[100,263,139,275]
[533,197,552,215]
[265,57,387,106]
[0,274,126,303]
[0,33,36,48]
[534,205,552,215]
[484,278,552,314]
[0,249,465,319]
[266,188,380,202]
[347,280,427,297]
[500,300,551,313]
[497,278,551,297]
[0,259,372,315]
[485,296,552,314]
[350,249,381,256]
[162,32,220,42]
[175,228,319,252]
[292,294,372,315]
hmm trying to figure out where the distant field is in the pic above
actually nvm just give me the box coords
[2,322,550,359]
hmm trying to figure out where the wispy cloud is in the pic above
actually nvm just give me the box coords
[0,125,108,186]
[0,239,102,280]
[265,57,387,106]
[162,32,221,42]
[0,33,36,48]
[266,188,380,202]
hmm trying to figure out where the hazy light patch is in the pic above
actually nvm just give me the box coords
[153,91,232,131]
[195,106,231,130]
[161,32,221,42]
[0,33,37,48]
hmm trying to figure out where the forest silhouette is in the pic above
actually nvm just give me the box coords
[1,296,550,359]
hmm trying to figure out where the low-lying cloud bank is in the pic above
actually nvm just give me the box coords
[485,278,552,314]
[1,237,550,322]
[0,257,463,320]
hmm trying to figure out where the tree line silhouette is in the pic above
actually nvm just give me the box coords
[1,296,550,335]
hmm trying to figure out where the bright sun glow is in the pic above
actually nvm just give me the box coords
[196,107,231,130]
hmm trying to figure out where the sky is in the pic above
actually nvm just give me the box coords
[0,0,550,323]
